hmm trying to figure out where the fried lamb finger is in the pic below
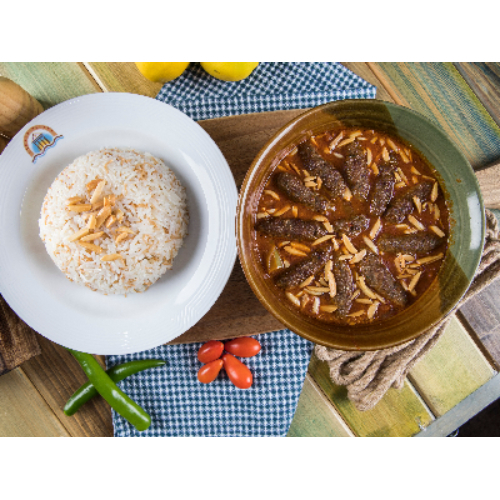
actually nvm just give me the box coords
[331,215,370,237]
[275,248,333,289]
[369,156,396,216]
[255,218,328,241]
[332,256,355,317]
[343,141,371,201]
[385,180,433,224]
[358,253,407,307]
[378,233,443,255]
[297,142,347,199]
[275,172,328,212]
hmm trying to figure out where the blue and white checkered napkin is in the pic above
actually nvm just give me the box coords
[107,63,376,437]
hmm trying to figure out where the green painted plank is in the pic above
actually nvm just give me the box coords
[308,355,434,437]
[288,374,354,437]
[408,316,495,417]
[372,62,500,169]
[0,62,99,110]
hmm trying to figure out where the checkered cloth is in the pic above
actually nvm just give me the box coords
[108,62,376,437]
[156,62,376,121]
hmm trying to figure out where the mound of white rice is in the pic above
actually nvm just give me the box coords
[39,148,189,294]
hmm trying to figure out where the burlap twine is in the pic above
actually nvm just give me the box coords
[315,209,500,411]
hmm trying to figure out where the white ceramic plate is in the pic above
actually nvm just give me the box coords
[0,93,237,355]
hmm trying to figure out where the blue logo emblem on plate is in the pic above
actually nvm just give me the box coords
[24,125,63,163]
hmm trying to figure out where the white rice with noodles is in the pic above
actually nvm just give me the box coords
[39,148,189,295]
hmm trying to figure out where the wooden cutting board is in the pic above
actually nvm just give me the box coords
[1,107,500,366]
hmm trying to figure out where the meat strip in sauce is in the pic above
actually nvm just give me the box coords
[385,180,433,224]
[255,218,328,242]
[358,253,407,307]
[378,233,443,255]
[275,247,333,289]
[298,143,347,199]
[344,140,370,201]
[369,157,396,216]
[331,215,370,236]
[332,256,355,317]
[275,172,328,212]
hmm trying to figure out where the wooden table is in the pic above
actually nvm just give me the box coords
[1,62,500,437]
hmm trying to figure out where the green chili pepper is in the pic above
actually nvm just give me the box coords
[67,349,152,432]
[64,359,165,417]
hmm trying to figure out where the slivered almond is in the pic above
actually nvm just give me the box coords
[310,137,319,147]
[397,168,409,185]
[342,234,357,254]
[283,260,290,268]
[300,276,315,288]
[101,253,123,262]
[278,240,291,248]
[312,297,320,315]
[105,215,117,228]
[306,286,330,294]
[91,200,104,211]
[90,180,106,204]
[408,214,425,231]
[95,206,112,228]
[283,246,308,257]
[408,271,422,292]
[325,260,336,298]
[66,196,84,205]
[370,136,378,144]
[379,137,386,146]
[394,255,404,275]
[400,150,410,163]
[291,206,298,218]
[356,298,374,305]
[316,177,322,189]
[434,204,441,221]
[357,277,377,299]
[413,196,422,214]
[313,215,329,222]
[350,249,367,264]
[337,136,356,148]
[323,221,334,233]
[329,132,344,150]
[348,310,364,318]
[351,289,361,300]
[387,138,399,152]
[402,255,415,262]
[343,186,352,201]
[412,175,419,184]
[67,204,92,213]
[67,227,90,242]
[320,305,338,313]
[115,232,129,244]
[362,236,379,254]
[290,242,311,253]
[116,209,124,221]
[273,205,291,217]
[338,254,353,260]
[333,152,344,159]
[289,163,302,175]
[86,179,103,191]
[78,241,103,254]
[87,214,96,230]
[312,234,335,246]
[416,253,444,265]
[349,130,363,139]
[286,292,301,307]
[266,208,276,214]
[80,231,105,242]
[396,223,411,230]
[303,176,316,182]
[264,189,280,200]
[256,212,270,219]
[302,169,310,177]
[430,225,446,237]
[371,163,379,175]
[367,301,380,319]
[304,181,317,188]
[411,166,421,175]
[301,294,310,308]
[369,218,381,239]
[395,181,406,189]
[366,148,372,165]
[382,147,390,162]
[430,182,439,202]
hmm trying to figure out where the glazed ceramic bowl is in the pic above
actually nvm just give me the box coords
[237,100,485,350]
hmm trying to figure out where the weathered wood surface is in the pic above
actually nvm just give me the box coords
[1,62,500,437]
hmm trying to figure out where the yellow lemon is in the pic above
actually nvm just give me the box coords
[135,62,190,83]
[200,62,259,81]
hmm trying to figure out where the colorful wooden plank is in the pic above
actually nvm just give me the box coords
[408,316,495,417]
[308,354,434,437]
[84,62,162,97]
[0,368,69,437]
[454,63,500,128]
[0,62,99,109]
[368,62,500,169]
[288,374,354,437]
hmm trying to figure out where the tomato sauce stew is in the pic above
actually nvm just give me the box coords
[252,128,450,325]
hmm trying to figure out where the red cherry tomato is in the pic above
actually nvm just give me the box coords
[197,340,224,363]
[197,359,224,384]
[222,353,253,389]
[224,337,261,358]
